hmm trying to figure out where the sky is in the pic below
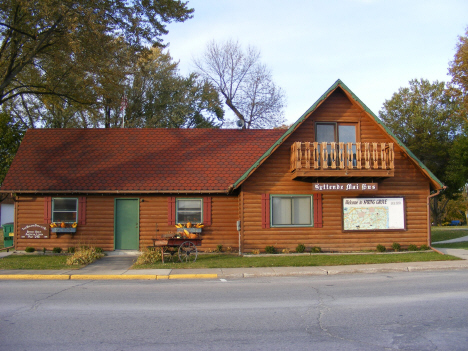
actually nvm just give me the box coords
[163,0,468,125]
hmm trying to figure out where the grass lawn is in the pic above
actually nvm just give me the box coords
[432,242,468,249]
[431,226,468,243]
[0,254,82,270]
[132,251,459,269]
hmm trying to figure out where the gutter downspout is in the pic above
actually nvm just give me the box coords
[427,186,446,247]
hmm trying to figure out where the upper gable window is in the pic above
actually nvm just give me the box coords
[316,123,357,144]
[316,123,358,167]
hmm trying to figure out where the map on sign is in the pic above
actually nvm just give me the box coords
[343,197,405,230]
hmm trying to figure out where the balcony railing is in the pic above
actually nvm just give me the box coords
[290,142,394,178]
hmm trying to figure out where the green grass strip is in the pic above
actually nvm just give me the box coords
[0,255,80,270]
[132,252,459,269]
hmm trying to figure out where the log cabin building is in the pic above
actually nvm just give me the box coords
[0,80,443,252]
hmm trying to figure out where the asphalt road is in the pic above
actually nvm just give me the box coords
[1,270,468,350]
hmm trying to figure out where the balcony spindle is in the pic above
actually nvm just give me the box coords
[330,142,336,169]
[372,143,378,169]
[365,143,370,169]
[356,142,362,169]
[381,143,387,169]
[313,142,319,169]
[305,142,311,169]
[389,143,394,169]
[346,142,353,169]
[339,142,345,169]
[321,142,328,169]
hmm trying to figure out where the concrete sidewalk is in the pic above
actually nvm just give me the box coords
[1,248,468,280]
[432,234,468,244]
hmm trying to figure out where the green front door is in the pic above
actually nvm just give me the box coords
[114,199,139,250]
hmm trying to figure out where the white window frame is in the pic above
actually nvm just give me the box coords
[52,198,78,223]
[176,198,203,224]
[270,195,314,227]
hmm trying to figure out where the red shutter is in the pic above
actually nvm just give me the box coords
[78,196,87,225]
[167,197,175,225]
[314,193,323,228]
[203,197,212,226]
[261,194,270,229]
[44,196,52,223]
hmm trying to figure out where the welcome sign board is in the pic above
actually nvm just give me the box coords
[342,197,405,231]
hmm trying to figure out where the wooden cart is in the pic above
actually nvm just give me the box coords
[152,235,203,263]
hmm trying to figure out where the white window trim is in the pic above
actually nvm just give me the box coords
[176,198,203,224]
[52,197,78,223]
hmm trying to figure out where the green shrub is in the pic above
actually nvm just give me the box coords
[95,247,104,253]
[67,247,76,254]
[135,248,162,265]
[408,244,418,251]
[25,247,35,253]
[52,247,62,253]
[311,246,322,253]
[66,247,104,265]
[376,244,386,252]
[296,243,306,253]
[265,245,277,254]
[216,244,223,253]
[392,242,401,252]
[420,244,430,251]
[42,247,47,254]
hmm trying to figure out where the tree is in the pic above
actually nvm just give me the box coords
[447,26,468,197]
[194,39,285,129]
[449,27,468,113]
[0,111,24,199]
[0,0,194,107]
[125,48,224,128]
[378,79,466,224]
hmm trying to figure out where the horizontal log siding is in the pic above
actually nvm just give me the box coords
[14,195,239,252]
[241,89,430,252]
[139,195,239,252]
[15,196,116,251]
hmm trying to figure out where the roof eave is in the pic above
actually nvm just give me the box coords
[0,189,231,195]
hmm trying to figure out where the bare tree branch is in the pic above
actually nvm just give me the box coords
[194,39,285,129]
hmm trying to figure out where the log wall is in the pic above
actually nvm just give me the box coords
[14,195,239,252]
[240,89,431,252]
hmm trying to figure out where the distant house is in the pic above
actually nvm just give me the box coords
[0,195,14,226]
[0,80,443,252]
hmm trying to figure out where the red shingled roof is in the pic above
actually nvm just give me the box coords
[1,128,284,193]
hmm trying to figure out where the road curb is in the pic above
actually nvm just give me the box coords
[70,275,158,280]
[0,274,70,280]
[0,274,220,280]
[168,274,218,280]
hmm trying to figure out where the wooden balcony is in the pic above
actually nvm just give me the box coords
[290,142,395,179]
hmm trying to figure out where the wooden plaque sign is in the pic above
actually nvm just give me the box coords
[313,183,378,192]
[19,224,49,239]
